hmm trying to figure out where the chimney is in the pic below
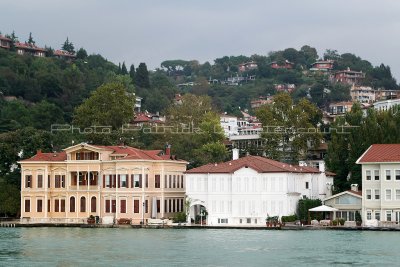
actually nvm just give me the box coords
[232,148,239,160]
[165,144,171,156]
[37,149,42,154]
[351,184,359,192]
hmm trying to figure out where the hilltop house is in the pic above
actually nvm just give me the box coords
[238,61,258,72]
[18,143,187,225]
[15,42,46,57]
[0,34,12,49]
[269,60,294,69]
[53,49,76,60]
[310,60,334,71]
[356,144,400,227]
[333,68,365,85]
[350,85,375,103]
[185,153,334,226]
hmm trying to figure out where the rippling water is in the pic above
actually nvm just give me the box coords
[1,227,399,266]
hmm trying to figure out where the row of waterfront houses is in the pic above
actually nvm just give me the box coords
[18,142,400,227]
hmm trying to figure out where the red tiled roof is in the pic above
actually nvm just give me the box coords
[133,113,151,123]
[185,156,321,174]
[20,151,67,162]
[357,144,400,163]
[20,145,185,162]
[14,42,47,52]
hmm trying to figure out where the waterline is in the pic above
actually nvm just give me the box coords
[1,228,399,266]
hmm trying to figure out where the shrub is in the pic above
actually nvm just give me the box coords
[281,215,297,223]
[332,219,338,226]
[339,218,345,226]
[173,212,187,223]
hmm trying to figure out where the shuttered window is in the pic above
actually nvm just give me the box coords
[134,199,139,213]
[120,199,126,213]
[155,175,161,188]
[70,197,75,212]
[25,199,30,212]
[25,175,32,188]
[61,199,65,212]
[80,196,86,212]
[105,200,110,213]
[112,200,116,213]
[37,199,43,212]
[55,199,60,212]
[37,175,43,188]
[91,197,96,212]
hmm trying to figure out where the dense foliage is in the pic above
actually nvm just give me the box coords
[297,198,322,222]
[0,39,399,216]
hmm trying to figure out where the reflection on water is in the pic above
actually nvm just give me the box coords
[1,228,400,266]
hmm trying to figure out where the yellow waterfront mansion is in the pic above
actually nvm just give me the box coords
[18,143,187,224]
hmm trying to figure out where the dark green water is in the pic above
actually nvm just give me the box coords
[0,228,399,266]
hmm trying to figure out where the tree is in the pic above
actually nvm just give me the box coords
[300,45,318,66]
[129,64,135,81]
[73,82,135,130]
[256,93,323,163]
[121,62,128,75]
[76,48,88,59]
[62,37,75,53]
[27,32,35,45]
[135,63,150,88]
[159,94,226,167]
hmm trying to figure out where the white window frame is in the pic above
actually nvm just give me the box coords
[374,189,380,200]
[386,210,392,222]
[366,170,371,181]
[374,170,380,181]
[375,211,380,221]
[396,189,400,200]
[386,189,392,200]
[366,210,372,220]
[366,189,372,200]
[386,170,391,181]
[396,170,400,180]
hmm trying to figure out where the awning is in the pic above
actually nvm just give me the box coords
[308,205,338,212]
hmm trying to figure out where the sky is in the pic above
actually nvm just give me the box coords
[1,0,400,80]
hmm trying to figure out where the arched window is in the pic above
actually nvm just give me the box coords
[80,196,86,212]
[70,197,75,212]
[91,196,96,213]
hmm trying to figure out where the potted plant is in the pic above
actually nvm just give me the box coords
[339,218,345,226]
[355,211,362,226]
[332,219,338,226]
[87,215,95,224]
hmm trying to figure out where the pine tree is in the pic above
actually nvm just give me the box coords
[76,48,88,59]
[27,32,35,46]
[135,63,150,88]
[129,64,135,82]
[121,62,128,75]
[62,37,75,53]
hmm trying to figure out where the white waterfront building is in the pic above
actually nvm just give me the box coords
[357,144,400,227]
[185,154,334,226]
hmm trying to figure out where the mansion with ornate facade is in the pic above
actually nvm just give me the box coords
[18,143,187,224]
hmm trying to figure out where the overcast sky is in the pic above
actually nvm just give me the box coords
[1,0,400,80]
